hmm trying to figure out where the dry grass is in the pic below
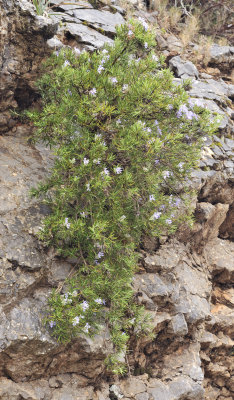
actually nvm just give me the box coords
[191,35,213,67]
[179,14,199,47]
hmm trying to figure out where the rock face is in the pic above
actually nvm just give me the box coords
[0,1,233,399]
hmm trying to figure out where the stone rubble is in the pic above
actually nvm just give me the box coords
[0,1,233,399]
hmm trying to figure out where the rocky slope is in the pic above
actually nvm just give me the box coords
[0,1,233,399]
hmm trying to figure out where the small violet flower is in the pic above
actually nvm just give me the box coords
[166,219,172,224]
[49,321,56,328]
[144,42,148,49]
[163,171,171,179]
[149,195,155,202]
[152,212,161,220]
[64,217,71,229]
[110,77,118,84]
[72,316,80,326]
[114,166,123,174]
[97,251,104,259]
[128,29,134,37]
[122,84,129,92]
[116,119,122,124]
[138,17,148,31]
[83,157,89,166]
[178,162,184,170]
[97,65,104,74]
[90,88,97,96]
[95,298,103,305]
[102,168,109,176]
[84,322,91,333]
[93,158,101,164]
[81,301,89,312]
[64,60,70,67]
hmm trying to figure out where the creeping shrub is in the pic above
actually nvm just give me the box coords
[28,19,217,373]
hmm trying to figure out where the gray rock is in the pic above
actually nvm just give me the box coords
[47,36,64,49]
[136,393,149,400]
[133,274,173,301]
[169,56,199,79]
[49,0,93,11]
[189,79,229,104]
[64,22,113,48]
[148,381,172,400]
[72,9,125,35]
[169,313,188,336]
[209,44,234,65]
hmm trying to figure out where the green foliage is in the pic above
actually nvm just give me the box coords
[28,19,218,373]
[31,0,51,15]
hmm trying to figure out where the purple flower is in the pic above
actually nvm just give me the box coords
[151,212,161,220]
[55,50,60,57]
[94,298,103,305]
[157,127,162,136]
[149,195,155,202]
[178,162,184,170]
[110,77,118,84]
[174,198,181,207]
[144,42,148,49]
[168,104,173,110]
[90,88,97,96]
[97,65,104,74]
[93,158,101,164]
[97,251,104,259]
[49,321,56,328]
[146,127,152,133]
[83,157,89,165]
[114,166,123,174]
[154,120,159,126]
[86,183,91,191]
[122,84,128,92]
[152,54,158,61]
[81,301,89,312]
[80,211,88,218]
[72,316,80,326]
[166,219,172,224]
[163,171,171,179]
[64,217,71,229]
[155,159,160,165]
[102,168,109,176]
[102,49,108,54]
[138,17,148,31]
[128,29,134,36]
[64,60,70,67]
[116,119,122,124]
[84,322,91,333]
[67,89,72,96]
[147,138,155,145]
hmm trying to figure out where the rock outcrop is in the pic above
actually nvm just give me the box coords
[0,1,233,399]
